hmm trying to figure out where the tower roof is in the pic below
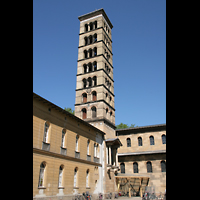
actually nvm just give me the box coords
[78,8,113,29]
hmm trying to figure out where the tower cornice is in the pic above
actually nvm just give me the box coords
[78,8,113,29]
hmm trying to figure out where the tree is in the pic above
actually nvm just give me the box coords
[116,123,129,129]
[64,107,74,115]
[129,124,136,128]
[116,123,138,129]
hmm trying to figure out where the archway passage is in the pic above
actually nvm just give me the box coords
[116,176,149,197]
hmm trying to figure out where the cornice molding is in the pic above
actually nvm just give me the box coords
[33,148,102,166]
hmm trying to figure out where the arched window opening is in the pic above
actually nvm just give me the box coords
[150,136,155,145]
[74,167,78,187]
[147,161,152,173]
[94,34,97,42]
[89,49,93,58]
[127,138,131,147]
[94,47,97,56]
[82,108,87,119]
[108,82,111,89]
[86,169,89,187]
[89,22,93,31]
[84,37,88,46]
[84,50,87,58]
[94,21,97,29]
[120,163,125,173]
[106,108,108,114]
[162,134,166,144]
[89,35,93,44]
[110,111,112,116]
[88,77,92,87]
[138,137,143,146]
[83,78,87,88]
[133,162,138,173]
[58,165,64,187]
[88,62,92,72]
[93,76,97,86]
[83,64,87,73]
[85,24,88,32]
[38,162,46,187]
[82,93,87,103]
[91,106,96,118]
[92,91,97,101]
[93,61,97,71]
[161,161,166,172]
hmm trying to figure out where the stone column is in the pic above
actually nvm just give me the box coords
[106,146,108,164]
[115,148,118,166]
[108,146,111,165]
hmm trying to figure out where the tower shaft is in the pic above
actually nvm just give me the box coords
[75,9,115,139]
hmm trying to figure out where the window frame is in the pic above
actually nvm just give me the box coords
[162,134,166,144]
[147,161,152,173]
[138,137,143,146]
[86,169,89,188]
[120,162,125,174]
[149,135,155,145]
[161,160,166,172]
[75,135,79,152]
[43,122,50,143]
[127,138,131,147]
[61,129,66,148]
[38,162,46,188]
[74,167,78,187]
[133,162,138,173]
[58,165,64,188]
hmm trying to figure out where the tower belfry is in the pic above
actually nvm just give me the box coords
[75,8,115,139]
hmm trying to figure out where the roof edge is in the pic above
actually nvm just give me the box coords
[33,92,105,135]
[116,123,166,132]
[78,8,113,29]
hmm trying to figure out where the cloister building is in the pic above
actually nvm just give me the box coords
[33,8,166,199]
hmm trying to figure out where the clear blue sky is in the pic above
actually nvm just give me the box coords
[33,0,166,127]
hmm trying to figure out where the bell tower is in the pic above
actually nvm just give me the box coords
[75,8,115,139]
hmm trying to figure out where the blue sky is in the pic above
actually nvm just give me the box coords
[33,0,166,127]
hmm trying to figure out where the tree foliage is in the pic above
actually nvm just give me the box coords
[64,107,74,115]
[116,123,138,129]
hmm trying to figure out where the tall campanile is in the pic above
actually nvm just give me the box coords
[75,9,116,139]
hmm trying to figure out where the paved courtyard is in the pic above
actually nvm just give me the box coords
[118,197,142,200]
